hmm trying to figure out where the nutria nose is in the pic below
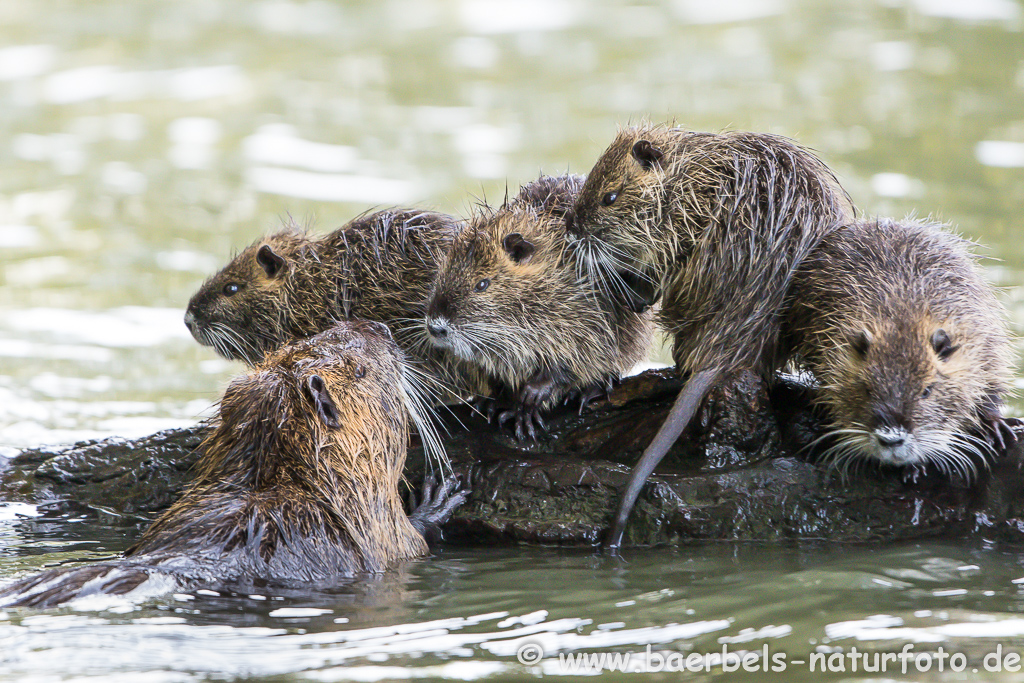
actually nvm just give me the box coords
[875,431,906,447]
[183,310,196,332]
[426,321,448,339]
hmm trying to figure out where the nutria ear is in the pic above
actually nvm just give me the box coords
[306,375,341,429]
[931,328,959,360]
[849,329,872,358]
[502,233,535,264]
[631,140,664,170]
[257,244,287,278]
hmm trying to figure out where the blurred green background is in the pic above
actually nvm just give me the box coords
[1,0,1023,446]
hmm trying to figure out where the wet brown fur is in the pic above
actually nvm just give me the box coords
[425,175,654,412]
[781,217,1016,475]
[567,123,853,377]
[0,321,431,607]
[185,209,489,403]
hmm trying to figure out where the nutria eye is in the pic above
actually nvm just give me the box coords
[354,365,366,379]
[921,384,935,399]
[601,191,618,206]
[223,283,241,296]
[474,279,489,292]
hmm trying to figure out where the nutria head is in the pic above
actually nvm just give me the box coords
[184,230,310,365]
[819,320,987,473]
[209,320,430,484]
[566,126,671,273]
[508,173,586,217]
[565,125,692,312]
[423,207,567,382]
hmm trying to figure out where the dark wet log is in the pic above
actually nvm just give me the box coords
[3,369,1023,546]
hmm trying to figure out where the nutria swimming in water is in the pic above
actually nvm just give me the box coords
[0,321,465,608]
[184,209,490,407]
[565,124,853,547]
[781,217,1018,480]
[424,174,654,440]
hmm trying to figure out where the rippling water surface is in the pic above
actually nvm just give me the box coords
[3,0,1024,679]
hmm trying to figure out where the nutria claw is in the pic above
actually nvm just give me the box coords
[564,379,615,415]
[902,465,926,485]
[498,404,547,442]
[471,395,501,423]
[408,474,469,543]
[498,372,559,441]
[984,415,1022,452]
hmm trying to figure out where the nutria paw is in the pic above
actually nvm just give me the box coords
[497,369,562,441]
[408,475,469,544]
[498,405,547,442]
[983,415,1022,452]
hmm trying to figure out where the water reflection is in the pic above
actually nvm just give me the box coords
[4,539,1024,680]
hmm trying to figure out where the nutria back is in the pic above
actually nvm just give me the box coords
[567,124,853,376]
[781,217,1015,474]
[1,321,434,607]
[185,209,489,403]
[424,174,653,411]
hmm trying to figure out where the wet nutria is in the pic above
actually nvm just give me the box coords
[781,217,1018,480]
[0,321,465,608]
[184,209,490,406]
[564,124,854,547]
[424,174,654,440]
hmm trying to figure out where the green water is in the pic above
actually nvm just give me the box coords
[3,0,1024,679]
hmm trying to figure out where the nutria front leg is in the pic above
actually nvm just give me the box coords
[498,368,568,441]
[408,475,469,544]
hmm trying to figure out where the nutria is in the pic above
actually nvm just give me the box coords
[781,217,1018,480]
[565,124,854,547]
[423,174,654,440]
[0,321,466,608]
[184,209,490,407]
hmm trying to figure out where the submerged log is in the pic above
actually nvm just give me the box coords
[2,369,1022,546]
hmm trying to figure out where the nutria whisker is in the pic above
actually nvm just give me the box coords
[819,430,874,483]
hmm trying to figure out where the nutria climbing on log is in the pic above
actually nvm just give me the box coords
[0,321,465,608]
[565,124,853,547]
